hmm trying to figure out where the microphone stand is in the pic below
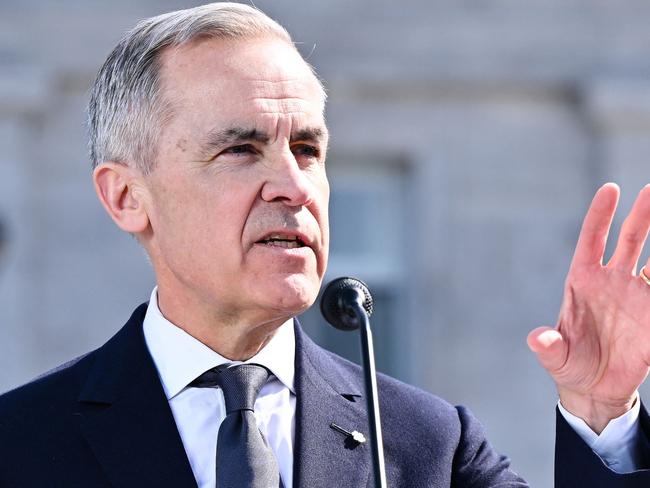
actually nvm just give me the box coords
[343,289,388,488]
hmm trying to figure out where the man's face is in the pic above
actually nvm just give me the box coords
[142,37,329,328]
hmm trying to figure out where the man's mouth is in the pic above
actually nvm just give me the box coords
[256,234,307,249]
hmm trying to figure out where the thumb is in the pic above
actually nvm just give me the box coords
[527,326,567,373]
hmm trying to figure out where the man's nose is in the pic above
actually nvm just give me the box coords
[260,151,314,206]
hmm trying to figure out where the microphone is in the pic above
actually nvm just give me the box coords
[320,277,373,331]
[320,277,387,488]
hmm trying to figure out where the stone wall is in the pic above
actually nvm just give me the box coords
[3,1,650,485]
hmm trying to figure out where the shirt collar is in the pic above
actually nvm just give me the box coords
[143,287,296,400]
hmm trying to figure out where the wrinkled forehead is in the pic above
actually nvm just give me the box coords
[159,36,326,112]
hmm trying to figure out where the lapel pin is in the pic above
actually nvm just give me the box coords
[351,430,366,444]
[330,422,367,445]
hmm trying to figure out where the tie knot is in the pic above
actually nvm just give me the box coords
[191,364,270,413]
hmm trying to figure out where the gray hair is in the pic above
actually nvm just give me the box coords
[88,2,295,174]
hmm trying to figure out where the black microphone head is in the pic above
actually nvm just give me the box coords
[320,277,374,331]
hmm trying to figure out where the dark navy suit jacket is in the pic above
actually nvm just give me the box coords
[0,303,648,487]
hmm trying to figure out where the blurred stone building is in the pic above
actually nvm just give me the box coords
[3,1,650,485]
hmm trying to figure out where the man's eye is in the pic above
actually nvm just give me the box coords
[223,144,254,155]
[293,144,320,158]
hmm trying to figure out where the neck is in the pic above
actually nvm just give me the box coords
[155,288,288,361]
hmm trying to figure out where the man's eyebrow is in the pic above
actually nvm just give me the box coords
[199,127,269,155]
[291,127,326,143]
[199,126,327,155]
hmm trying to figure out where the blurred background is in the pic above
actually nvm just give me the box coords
[3,0,650,485]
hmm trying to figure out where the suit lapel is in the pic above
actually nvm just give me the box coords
[77,304,197,487]
[293,320,371,488]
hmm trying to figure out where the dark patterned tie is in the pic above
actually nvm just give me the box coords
[191,364,280,488]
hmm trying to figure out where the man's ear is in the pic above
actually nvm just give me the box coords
[93,162,150,234]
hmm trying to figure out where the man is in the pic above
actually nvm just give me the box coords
[0,3,649,487]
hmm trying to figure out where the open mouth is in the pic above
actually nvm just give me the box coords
[256,234,307,249]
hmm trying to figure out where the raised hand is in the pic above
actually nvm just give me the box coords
[528,183,650,433]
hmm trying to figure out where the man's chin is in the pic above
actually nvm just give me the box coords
[260,274,320,315]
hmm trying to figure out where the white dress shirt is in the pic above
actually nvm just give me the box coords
[143,287,296,488]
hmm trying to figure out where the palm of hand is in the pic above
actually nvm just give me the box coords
[554,265,650,403]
